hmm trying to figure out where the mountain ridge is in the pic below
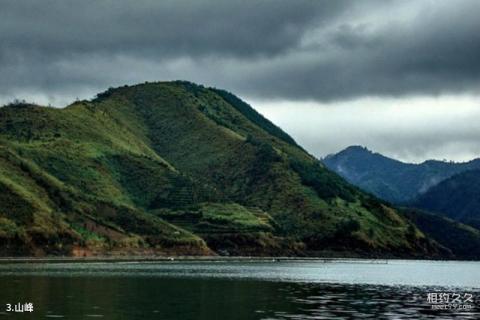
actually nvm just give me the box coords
[323,146,480,203]
[0,82,452,258]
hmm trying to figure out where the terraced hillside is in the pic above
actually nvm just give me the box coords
[0,81,442,257]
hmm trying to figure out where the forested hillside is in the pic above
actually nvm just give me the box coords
[411,170,480,230]
[0,82,445,257]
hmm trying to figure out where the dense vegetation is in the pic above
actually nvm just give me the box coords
[411,170,480,229]
[209,88,298,146]
[0,82,448,257]
[403,208,480,259]
[323,146,480,203]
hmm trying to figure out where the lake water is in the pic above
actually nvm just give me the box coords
[0,259,478,319]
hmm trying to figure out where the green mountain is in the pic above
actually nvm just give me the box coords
[323,146,480,203]
[411,170,480,229]
[0,82,442,257]
[403,208,480,259]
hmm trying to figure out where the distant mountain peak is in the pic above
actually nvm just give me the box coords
[325,145,369,160]
[323,146,480,204]
[344,145,370,152]
[334,145,371,155]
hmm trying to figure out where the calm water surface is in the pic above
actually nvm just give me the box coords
[0,259,478,319]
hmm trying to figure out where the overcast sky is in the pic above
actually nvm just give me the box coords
[1,0,479,162]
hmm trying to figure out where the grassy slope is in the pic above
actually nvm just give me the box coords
[0,104,210,256]
[0,82,441,257]
[91,82,437,256]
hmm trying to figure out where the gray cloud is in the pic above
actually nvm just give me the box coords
[256,96,480,163]
[0,0,347,103]
[234,0,480,101]
[1,0,479,104]
[0,0,340,58]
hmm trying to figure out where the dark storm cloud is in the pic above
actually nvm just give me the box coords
[0,0,344,58]
[234,0,480,101]
[0,0,479,103]
[0,0,348,99]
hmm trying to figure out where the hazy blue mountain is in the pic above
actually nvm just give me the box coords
[323,146,480,203]
[411,170,480,229]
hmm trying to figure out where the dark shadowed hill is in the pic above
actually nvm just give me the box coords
[411,170,480,230]
[323,146,480,204]
[403,208,480,259]
[0,82,447,258]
